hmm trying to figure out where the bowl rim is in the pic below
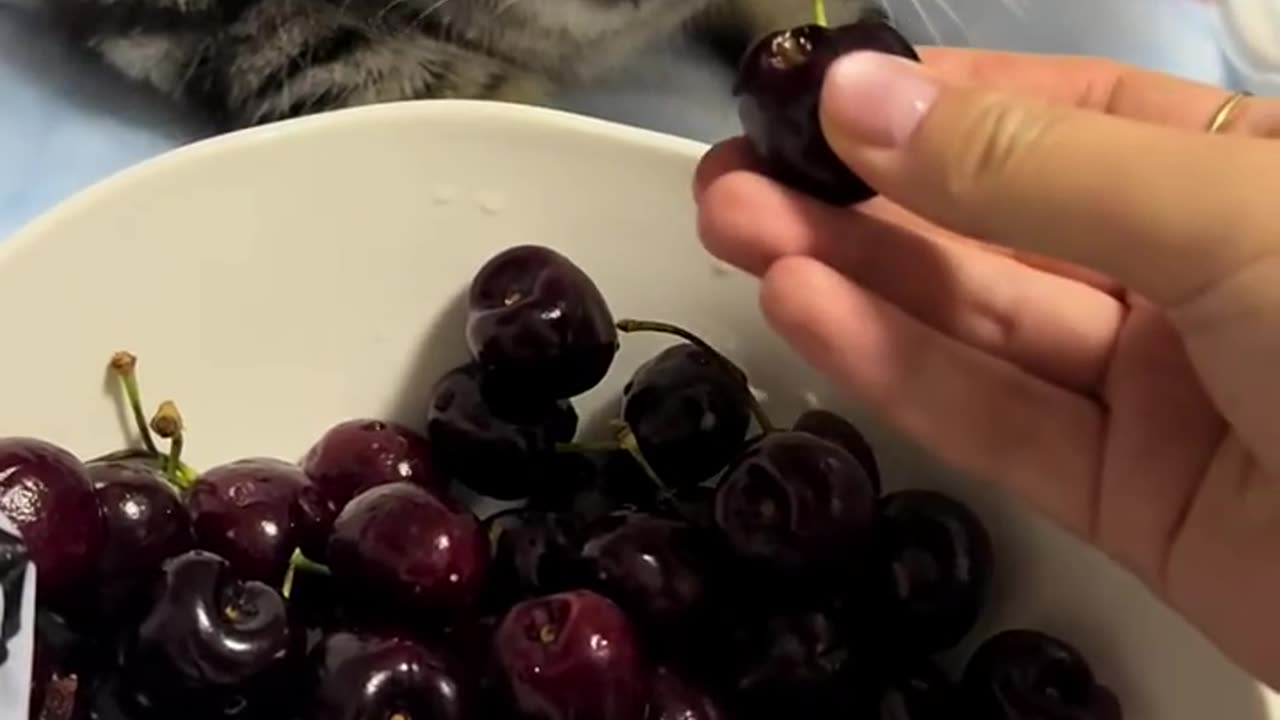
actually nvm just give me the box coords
[0,99,713,262]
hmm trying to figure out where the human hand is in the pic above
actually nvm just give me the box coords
[693,47,1280,687]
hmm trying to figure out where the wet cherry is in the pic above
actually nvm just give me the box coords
[714,431,876,580]
[962,629,1123,720]
[875,489,995,655]
[188,458,336,583]
[424,362,578,501]
[466,245,619,402]
[734,19,919,206]
[328,482,490,621]
[301,418,444,511]
[621,343,753,489]
[0,437,103,599]
[495,589,647,720]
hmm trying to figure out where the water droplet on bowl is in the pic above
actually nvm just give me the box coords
[475,191,505,215]
[432,185,458,205]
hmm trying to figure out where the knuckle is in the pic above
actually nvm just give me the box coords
[939,96,1062,204]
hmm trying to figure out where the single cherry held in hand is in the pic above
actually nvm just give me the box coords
[734,2,919,206]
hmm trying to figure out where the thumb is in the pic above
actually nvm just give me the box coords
[816,51,1280,306]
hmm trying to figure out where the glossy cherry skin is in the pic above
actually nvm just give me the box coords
[0,437,103,598]
[735,20,919,206]
[495,590,647,720]
[875,489,995,655]
[483,508,587,612]
[714,431,876,579]
[121,550,294,716]
[466,245,619,402]
[793,409,880,495]
[84,459,195,623]
[580,513,718,631]
[311,632,470,720]
[328,482,490,620]
[962,629,1123,720]
[425,362,578,501]
[302,418,444,511]
[188,457,336,583]
[621,343,753,489]
[647,667,725,720]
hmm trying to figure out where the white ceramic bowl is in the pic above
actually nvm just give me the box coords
[0,100,1273,720]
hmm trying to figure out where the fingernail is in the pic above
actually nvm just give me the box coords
[821,51,939,148]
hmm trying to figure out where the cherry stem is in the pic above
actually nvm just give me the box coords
[614,422,670,497]
[150,401,194,491]
[614,318,777,433]
[813,0,828,27]
[281,548,331,600]
[110,352,158,455]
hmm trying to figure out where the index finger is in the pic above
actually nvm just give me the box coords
[916,46,1262,133]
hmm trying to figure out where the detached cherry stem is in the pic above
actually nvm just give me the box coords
[614,318,777,433]
[110,352,158,455]
[281,547,331,600]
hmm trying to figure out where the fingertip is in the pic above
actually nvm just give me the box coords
[696,167,784,276]
[692,137,757,202]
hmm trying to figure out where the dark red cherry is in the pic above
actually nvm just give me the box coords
[424,362,578,501]
[734,20,919,206]
[301,418,444,511]
[117,550,296,717]
[483,508,588,612]
[962,629,1123,720]
[466,245,619,402]
[793,409,880,495]
[580,513,719,631]
[621,343,753,489]
[725,606,876,720]
[495,590,647,720]
[82,460,195,624]
[188,458,336,583]
[714,431,876,580]
[0,437,103,599]
[311,632,470,720]
[875,489,994,655]
[328,482,490,621]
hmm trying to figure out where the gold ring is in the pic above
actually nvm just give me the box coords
[1207,90,1253,134]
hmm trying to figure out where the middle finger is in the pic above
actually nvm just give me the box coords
[697,143,1125,393]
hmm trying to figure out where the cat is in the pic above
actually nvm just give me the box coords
[44,0,884,129]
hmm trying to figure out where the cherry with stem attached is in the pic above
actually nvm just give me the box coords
[99,351,198,491]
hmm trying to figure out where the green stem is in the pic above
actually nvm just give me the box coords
[615,424,670,496]
[813,0,828,27]
[281,548,331,600]
[110,352,158,455]
[614,319,777,433]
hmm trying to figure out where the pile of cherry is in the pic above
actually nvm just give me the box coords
[4,244,1122,720]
